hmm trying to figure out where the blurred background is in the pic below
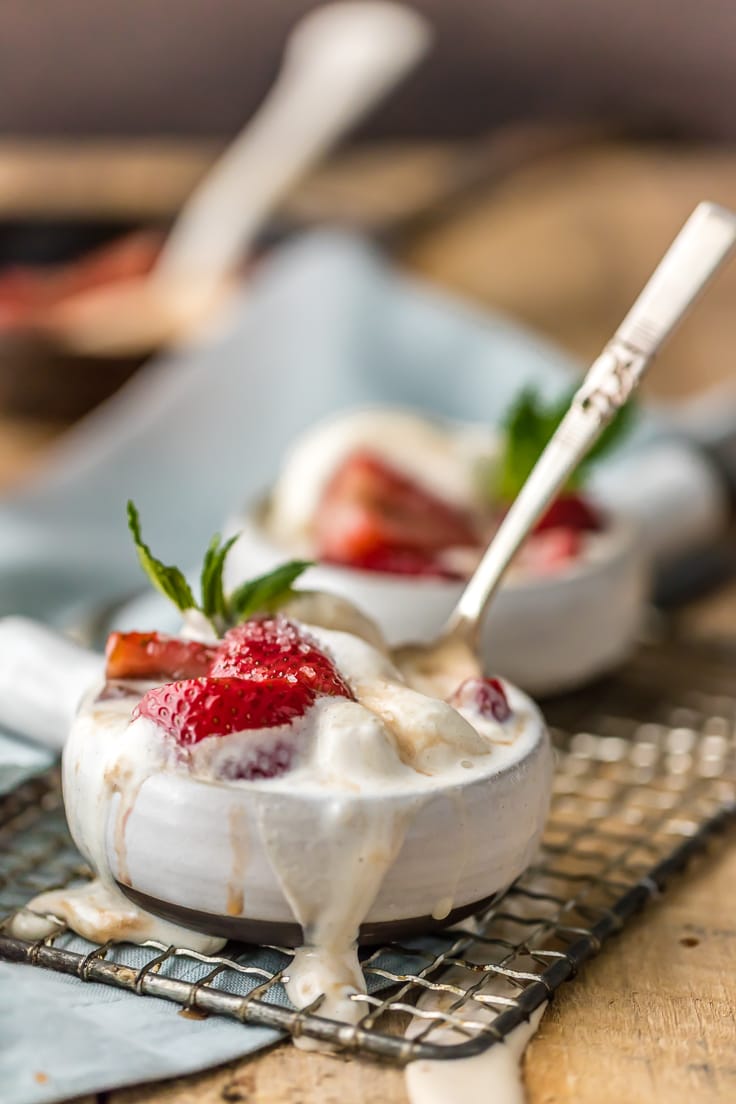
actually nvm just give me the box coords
[1,0,735,486]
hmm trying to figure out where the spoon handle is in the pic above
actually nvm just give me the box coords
[154,3,430,290]
[447,201,736,643]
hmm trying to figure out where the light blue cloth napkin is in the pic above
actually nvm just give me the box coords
[0,929,437,1104]
[0,231,727,1103]
[0,952,282,1104]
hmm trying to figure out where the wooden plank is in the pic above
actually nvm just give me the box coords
[109,1044,407,1104]
[0,139,453,222]
[525,841,736,1104]
[0,140,216,220]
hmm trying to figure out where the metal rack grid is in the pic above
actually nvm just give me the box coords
[1,636,735,1063]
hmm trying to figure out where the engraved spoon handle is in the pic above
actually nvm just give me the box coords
[447,201,736,644]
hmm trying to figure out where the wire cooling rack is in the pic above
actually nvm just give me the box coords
[1,635,735,1062]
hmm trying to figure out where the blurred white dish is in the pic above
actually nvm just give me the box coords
[227,503,648,696]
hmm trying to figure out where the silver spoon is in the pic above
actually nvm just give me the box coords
[394,201,736,696]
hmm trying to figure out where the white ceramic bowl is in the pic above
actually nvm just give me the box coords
[226,502,649,697]
[83,700,552,945]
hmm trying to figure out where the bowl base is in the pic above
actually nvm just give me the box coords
[116,881,504,946]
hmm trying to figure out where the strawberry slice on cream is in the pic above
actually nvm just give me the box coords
[260,399,631,582]
[105,631,218,681]
[315,450,479,579]
[137,675,316,757]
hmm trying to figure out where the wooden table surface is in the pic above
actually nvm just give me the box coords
[4,137,736,1103]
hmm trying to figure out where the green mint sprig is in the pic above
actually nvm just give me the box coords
[495,387,635,503]
[127,500,312,634]
[229,561,316,622]
[127,501,197,612]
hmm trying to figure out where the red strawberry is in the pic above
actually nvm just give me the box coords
[105,631,217,681]
[135,675,315,752]
[450,677,512,723]
[49,231,162,300]
[314,450,478,572]
[519,527,582,573]
[534,492,602,533]
[211,616,354,699]
[0,232,163,333]
[0,268,45,330]
[335,545,461,579]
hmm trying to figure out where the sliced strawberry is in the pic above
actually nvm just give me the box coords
[211,616,354,699]
[50,231,162,300]
[534,492,602,533]
[105,631,217,681]
[519,527,582,574]
[449,677,512,723]
[0,268,46,330]
[333,545,460,579]
[314,450,478,572]
[0,232,163,334]
[136,675,315,753]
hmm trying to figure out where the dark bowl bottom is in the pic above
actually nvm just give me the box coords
[117,881,503,947]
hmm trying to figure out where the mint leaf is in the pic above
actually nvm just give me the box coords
[229,560,313,623]
[496,387,634,502]
[127,502,313,633]
[127,501,197,613]
[200,533,239,620]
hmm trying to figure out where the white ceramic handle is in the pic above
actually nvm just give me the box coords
[154,2,431,289]
[447,201,736,642]
[0,618,102,750]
